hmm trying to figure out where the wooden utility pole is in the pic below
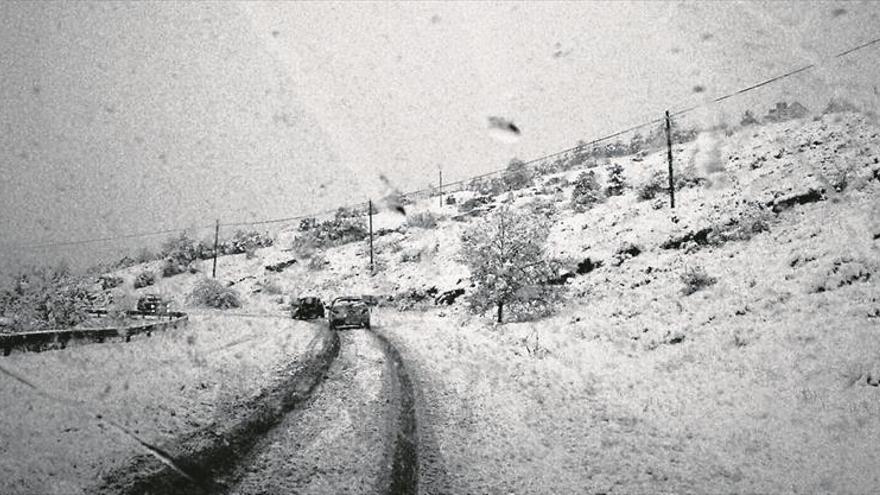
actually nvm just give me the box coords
[665,110,676,209]
[439,168,443,207]
[368,199,374,273]
[211,219,220,278]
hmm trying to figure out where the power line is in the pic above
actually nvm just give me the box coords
[6,33,880,252]
[671,35,880,117]
[11,226,213,250]
[405,34,880,196]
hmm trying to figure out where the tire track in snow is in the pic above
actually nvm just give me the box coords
[220,330,392,495]
[368,328,419,494]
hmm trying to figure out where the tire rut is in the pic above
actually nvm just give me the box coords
[372,328,453,495]
[220,330,397,495]
[368,329,419,494]
[94,327,339,495]
[97,323,429,495]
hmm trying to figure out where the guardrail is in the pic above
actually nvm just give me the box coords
[0,310,188,356]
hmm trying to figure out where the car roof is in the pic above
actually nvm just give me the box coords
[332,296,365,304]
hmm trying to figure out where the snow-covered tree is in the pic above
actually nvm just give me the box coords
[459,207,553,323]
[503,158,533,191]
[570,170,604,211]
[605,163,627,196]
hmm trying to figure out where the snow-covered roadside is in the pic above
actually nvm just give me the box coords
[0,315,321,495]
[379,255,879,495]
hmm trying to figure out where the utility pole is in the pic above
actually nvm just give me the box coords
[211,219,220,278]
[665,110,676,209]
[439,168,443,207]
[368,199,374,273]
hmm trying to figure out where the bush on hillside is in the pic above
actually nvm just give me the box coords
[611,242,642,266]
[570,171,604,212]
[680,266,717,295]
[527,196,558,219]
[740,110,760,127]
[406,211,441,229]
[106,289,138,322]
[161,232,204,264]
[553,145,592,171]
[0,265,92,332]
[298,217,318,232]
[334,205,364,219]
[135,247,156,264]
[543,176,568,188]
[133,270,156,289]
[637,166,706,201]
[257,278,283,295]
[162,258,188,278]
[764,101,809,123]
[400,245,428,263]
[467,176,507,196]
[458,195,493,213]
[291,214,369,255]
[605,163,627,196]
[707,205,772,245]
[533,158,567,176]
[189,278,241,309]
[676,164,707,189]
[307,253,327,271]
[502,158,534,191]
[99,275,124,290]
[822,97,858,115]
[219,230,274,256]
[637,170,668,201]
[159,230,273,274]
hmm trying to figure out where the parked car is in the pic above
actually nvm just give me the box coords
[291,296,325,320]
[137,294,169,315]
[328,296,371,330]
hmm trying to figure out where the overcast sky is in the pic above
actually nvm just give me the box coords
[1,1,878,272]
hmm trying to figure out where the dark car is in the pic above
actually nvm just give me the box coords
[328,296,371,330]
[137,294,169,315]
[291,296,325,320]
